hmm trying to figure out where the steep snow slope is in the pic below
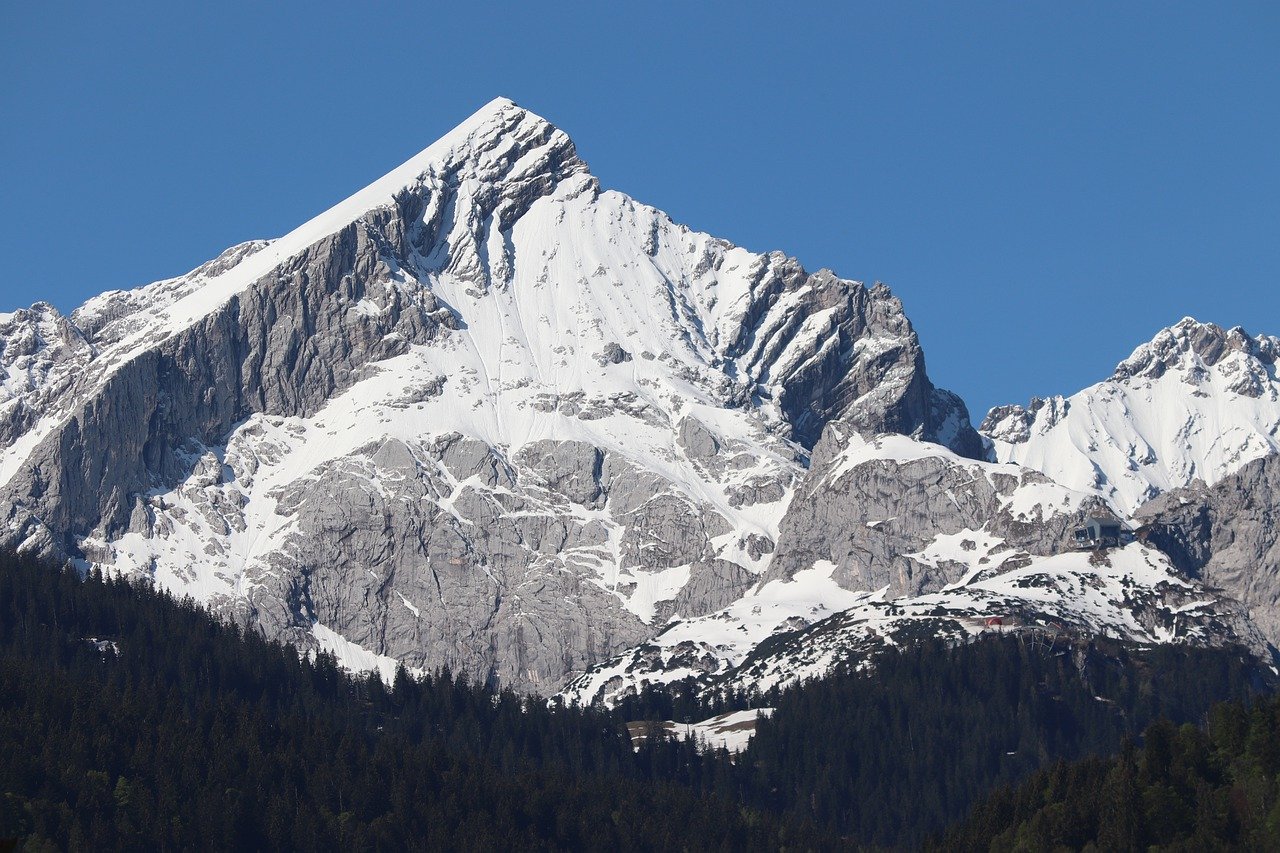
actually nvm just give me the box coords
[983,318,1280,516]
[0,98,977,692]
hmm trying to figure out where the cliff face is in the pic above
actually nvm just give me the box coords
[1136,454,1280,647]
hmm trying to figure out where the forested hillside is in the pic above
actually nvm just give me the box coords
[565,626,1269,848]
[0,549,1271,850]
[700,636,1267,848]
[936,695,1280,850]
[0,551,821,851]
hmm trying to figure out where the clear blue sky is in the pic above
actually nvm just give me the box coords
[2,2,1277,418]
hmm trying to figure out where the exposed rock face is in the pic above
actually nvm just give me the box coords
[981,318,1280,515]
[760,430,1105,598]
[0,98,979,693]
[564,432,1266,706]
[1136,454,1280,645]
[1114,320,1279,388]
[0,303,96,458]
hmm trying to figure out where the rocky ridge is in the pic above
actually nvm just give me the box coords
[565,432,1267,704]
[982,318,1280,516]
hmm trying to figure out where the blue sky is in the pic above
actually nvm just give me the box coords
[2,2,1277,418]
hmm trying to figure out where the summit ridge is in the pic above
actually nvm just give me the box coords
[983,317,1280,515]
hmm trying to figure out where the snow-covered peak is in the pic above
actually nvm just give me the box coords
[1,98,981,692]
[64,99,589,349]
[1112,317,1279,394]
[286,96,592,246]
[983,318,1280,516]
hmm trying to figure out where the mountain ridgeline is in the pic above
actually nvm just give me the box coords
[3,100,1279,703]
[2,96,1280,847]
[0,98,989,697]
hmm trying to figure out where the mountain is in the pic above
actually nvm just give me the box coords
[567,317,1280,701]
[0,98,981,694]
[982,318,1280,516]
[1,99,1273,701]
[971,317,1280,671]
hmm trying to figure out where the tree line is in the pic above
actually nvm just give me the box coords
[0,547,1272,850]
[0,550,823,850]
[688,634,1266,848]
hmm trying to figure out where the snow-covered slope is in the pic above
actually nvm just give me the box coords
[565,432,1266,704]
[0,98,978,693]
[569,542,1265,704]
[626,708,774,753]
[983,318,1280,516]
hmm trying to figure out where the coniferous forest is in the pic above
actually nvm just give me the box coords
[710,636,1268,848]
[1,547,1275,850]
[935,696,1280,850]
[0,551,821,851]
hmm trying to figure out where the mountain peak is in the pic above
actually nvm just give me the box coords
[393,96,573,179]
[292,97,589,250]
[476,94,519,113]
[54,100,595,351]
[226,96,588,281]
[1,97,988,695]
[1113,318,1278,384]
[983,315,1280,516]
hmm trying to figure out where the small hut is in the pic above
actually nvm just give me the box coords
[1071,517,1135,550]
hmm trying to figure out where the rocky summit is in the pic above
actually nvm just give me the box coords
[983,318,1280,515]
[1,99,1276,699]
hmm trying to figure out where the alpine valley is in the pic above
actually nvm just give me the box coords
[3,97,1279,712]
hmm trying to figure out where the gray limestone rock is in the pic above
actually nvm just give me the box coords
[594,343,632,366]
[669,561,755,618]
[514,440,606,508]
[764,427,1113,598]
[1136,454,1280,644]
[677,416,719,460]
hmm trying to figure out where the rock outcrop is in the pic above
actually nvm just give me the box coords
[1136,454,1280,645]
